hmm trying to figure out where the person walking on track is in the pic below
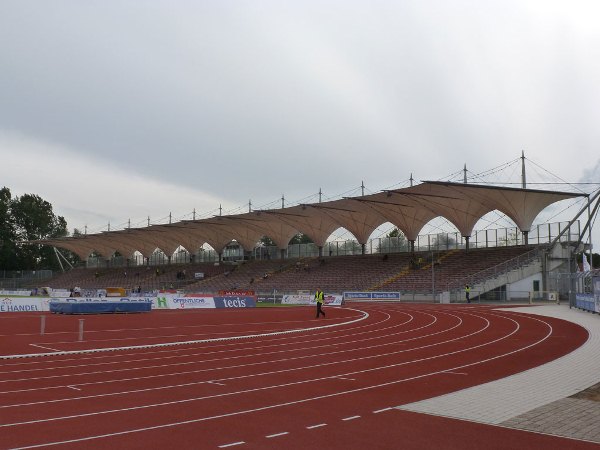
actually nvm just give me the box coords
[315,288,326,318]
[465,284,471,303]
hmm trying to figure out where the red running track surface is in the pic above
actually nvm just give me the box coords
[0,304,593,449]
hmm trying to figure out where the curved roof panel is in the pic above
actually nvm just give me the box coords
[33,182,584,258]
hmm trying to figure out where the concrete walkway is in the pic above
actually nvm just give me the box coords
[397,304,600,443]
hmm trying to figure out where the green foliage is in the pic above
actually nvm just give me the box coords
[376,227,408,253]
[0,187,71,270]
[0,187,18,269]
[337,240,362,255]
[259,236,275,247]
[432,233,457,249]
[289,233,313,244]
[577,252,600,268]
[387,227,403,238]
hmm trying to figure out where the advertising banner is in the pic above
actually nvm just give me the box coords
[344,292,401,300]
[282,294,311,305]
[214,296,256,308]
[0,290,32,297]
[0,297,46,312]
[217,290,255,296]
[594,276,600,313]
[575,293,595,312]
[170,295,216,309]
[282,294,343,306]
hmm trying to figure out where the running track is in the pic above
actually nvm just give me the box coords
[0,304,594,449]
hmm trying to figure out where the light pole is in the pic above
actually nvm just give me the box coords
[431,251,436,302]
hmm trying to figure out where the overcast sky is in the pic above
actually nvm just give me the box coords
[1,1,599,245]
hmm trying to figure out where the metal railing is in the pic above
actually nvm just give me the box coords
[444,245,547,293]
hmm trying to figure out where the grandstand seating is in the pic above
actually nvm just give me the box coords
[35,245,539,295]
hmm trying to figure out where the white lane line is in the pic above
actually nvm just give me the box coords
[206,381,226,386]
[3,311,550,448]
[336,376,355,381]
[0,313,510,423]
[306,423,327,429]
[443,371,468,375]
[28,344,60,352]
[266,432,288,438]
[342,415,360,421]
[373,407,393,414]
[66,386,81,391]
[218,442,245,448]
[0,312,431,390]
[0,312,467,401]
[2,308,370,359]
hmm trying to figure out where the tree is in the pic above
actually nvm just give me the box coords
[8,192,68,270]
[336,240,362,255]
[577,252,600,269]
[259,236,275,247]
[377,227,408,253]
[0,187,18,269]
[432,233,457,250]
[289,233,313,244]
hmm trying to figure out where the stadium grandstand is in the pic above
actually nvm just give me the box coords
[4,155,600,307]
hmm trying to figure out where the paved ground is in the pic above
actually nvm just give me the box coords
[397,304,600,444]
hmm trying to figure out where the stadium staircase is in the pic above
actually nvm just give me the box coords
[368,249,459,291]
[445,245,545,299]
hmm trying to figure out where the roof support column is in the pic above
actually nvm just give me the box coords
[361,243,366,255]
[523,230,529,245]
[318,246,323,257]
[280,248,286,260]
[410,240,415,254]
[464,236,470,253]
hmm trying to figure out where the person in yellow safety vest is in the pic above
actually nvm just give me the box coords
[465,284,471,303]
[315,288,326,318]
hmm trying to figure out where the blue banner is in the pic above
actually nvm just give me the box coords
[344,292,401,300]
[214,296,256,308]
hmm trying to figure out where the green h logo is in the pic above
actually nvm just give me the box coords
[157,297,167,308]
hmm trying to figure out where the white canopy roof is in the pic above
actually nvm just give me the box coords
[37,182,583,259]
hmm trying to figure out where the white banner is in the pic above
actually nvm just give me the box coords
[153,294,216,309]
[0,297,48,312]
[282,294,343,306]
[0,290,32,297]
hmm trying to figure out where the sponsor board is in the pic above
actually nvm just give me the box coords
[50,297,152,303]
[217,290,255,297]
[171,295,216,309]
[575,293,595,312]
[152,294,215,309]
[344,292,371,299]
[344,291,401,300]
[282,294,343,306]
[282,294,311,305]
[595,277,600,314]
[153,294,255,309]
[214,296,256,308]
[0,290,32,297]
[0,297,45,312]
